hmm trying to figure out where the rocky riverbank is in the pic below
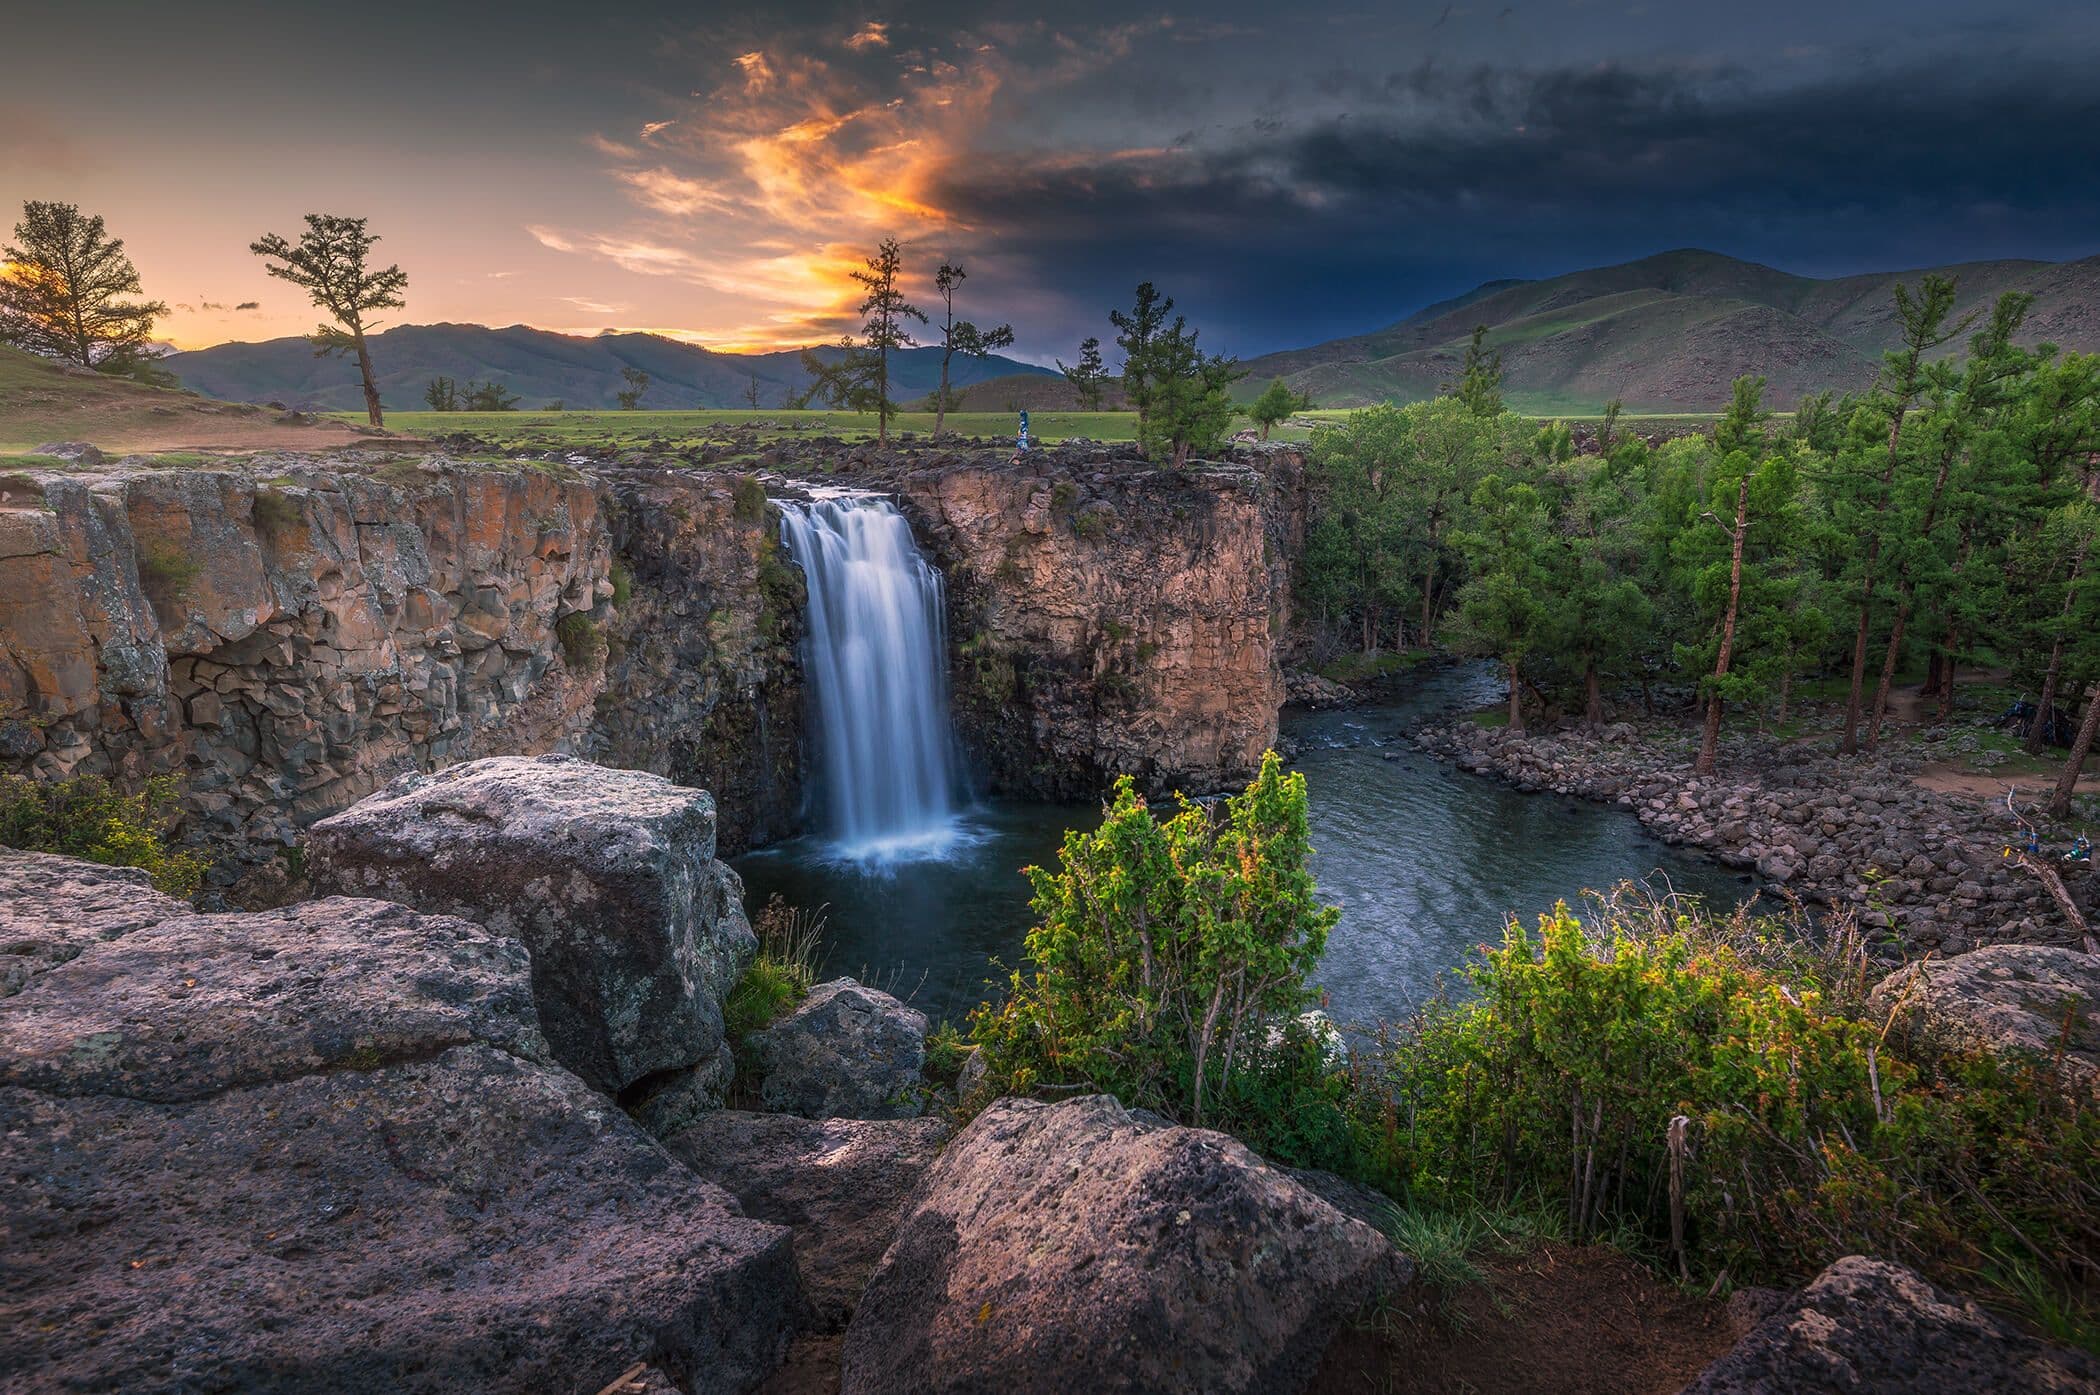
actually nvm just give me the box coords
[1415,718,2091,953]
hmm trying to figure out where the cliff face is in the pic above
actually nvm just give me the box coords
[0,455,799,897]
[895,449,1300,800]
[0,445,1299,888]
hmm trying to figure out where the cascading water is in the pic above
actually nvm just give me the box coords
[777,493,967,860]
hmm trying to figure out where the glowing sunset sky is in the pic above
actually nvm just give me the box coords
[5,0,2096,360]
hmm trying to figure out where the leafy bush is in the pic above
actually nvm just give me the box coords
[731,475,768,526]
[0,772,207,897]
[971,751,1341,1149]
[1371,890,2099,1333]
[723,894,824,1042]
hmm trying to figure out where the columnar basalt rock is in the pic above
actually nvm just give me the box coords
[0,849,800,1395]
[305,753,754,1098]
[892,449,1300,799]
[0,456,809,895]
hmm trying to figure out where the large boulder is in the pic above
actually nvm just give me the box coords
[0,851,193,997]
[667,1110,952,1331]
[840,1095,1410,1395]
[1869,944,2100,1096]
[0,857,799,1395]
[752,977,928,1120]
[307,753,755,1096]
[1683,1255,2099,1393]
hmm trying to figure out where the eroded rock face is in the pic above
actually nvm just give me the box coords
[752,977,928,1120]
[1869,944,2100,1096]
[306,754,754,1096]
[1682,1255,2099,1394]
[895,450,1300,799]
[0,854,799,1395]
[668,1110,952,1331]
[0,456,802,894]
[840,1094,1409,1395]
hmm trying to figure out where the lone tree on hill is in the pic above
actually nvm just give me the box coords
[1248,378,1312,439]
[801,236,926,445]
[617,365,649,409]
[744,372,761,410]
[931,260,1014,438]
[250,214,406,427]
[0,201,169,383]
[1058,336,1111,409]
[1453,324,1504,417]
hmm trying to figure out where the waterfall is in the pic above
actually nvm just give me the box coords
[777,494,966,859]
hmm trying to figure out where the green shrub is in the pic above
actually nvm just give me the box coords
[555,611,605,671]
[135,540,200,609]
[971,751,1340,1144]
[0,772,207,898]
[1371,891,2100,1336]
[731,475,768,525]
[609,560,635,607]
[251,488,301,534]
[724,894,824,1042]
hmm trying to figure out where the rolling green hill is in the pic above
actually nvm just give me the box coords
[164,323,1056,413]
[1245,249,2100,412]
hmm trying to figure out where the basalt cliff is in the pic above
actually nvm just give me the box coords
[0,443,1302,896]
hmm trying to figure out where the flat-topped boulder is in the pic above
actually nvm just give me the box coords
[1869,943,2100,1096]
[667,1110,952,1331]
[751,976,928,1120]
[0,851,193,997]
[1683,1255,2099,1393]
[841,1094,1410,1395]
[0,854,799,1395]
[307,753,755,1096]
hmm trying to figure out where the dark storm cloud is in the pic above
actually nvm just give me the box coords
[929,51,2100,354]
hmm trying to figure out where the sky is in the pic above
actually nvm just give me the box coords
[5,0,2097,361]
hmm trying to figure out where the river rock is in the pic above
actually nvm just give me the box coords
[0,850,194,997]
[840,1094,1410,1395]
[1868,944,2100,1096]
[752,977,928,1120]
[667,1110,952,1331]
[1682,1255,2099,1393]
[307,753,755,1096]
[0,856,799,1395]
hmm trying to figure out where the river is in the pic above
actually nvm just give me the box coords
[733,662,1756,1027]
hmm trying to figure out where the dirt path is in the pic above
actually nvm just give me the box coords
[1315,1243,1736,1395]
[1914,764,2100,804]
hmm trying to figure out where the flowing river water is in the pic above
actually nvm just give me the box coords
[735,657,1757,1028]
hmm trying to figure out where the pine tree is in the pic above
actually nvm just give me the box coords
[0,201,168,378]
[931,261,1013,439]
[1455,325,1504,417]
[1247,378,1311,439]
[250,215,407,428]
[1058,336,1111,409]
[1111,282,1175,443]
[616,366,649,410]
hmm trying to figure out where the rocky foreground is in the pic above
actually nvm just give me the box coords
[1416,719,2092,953]
[7,754,2097,1393]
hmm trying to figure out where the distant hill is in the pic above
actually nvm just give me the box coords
[908,372,1130,412]
[164,323,1057,412]
[0,345,368,455]
[1242,249,2100,413]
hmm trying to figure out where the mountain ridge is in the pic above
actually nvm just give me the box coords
[165,323,1056,412]
[1242,248,2100,412]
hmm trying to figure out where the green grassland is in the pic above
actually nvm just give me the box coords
[354,408,1144,447]
[362,404,1732,450]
